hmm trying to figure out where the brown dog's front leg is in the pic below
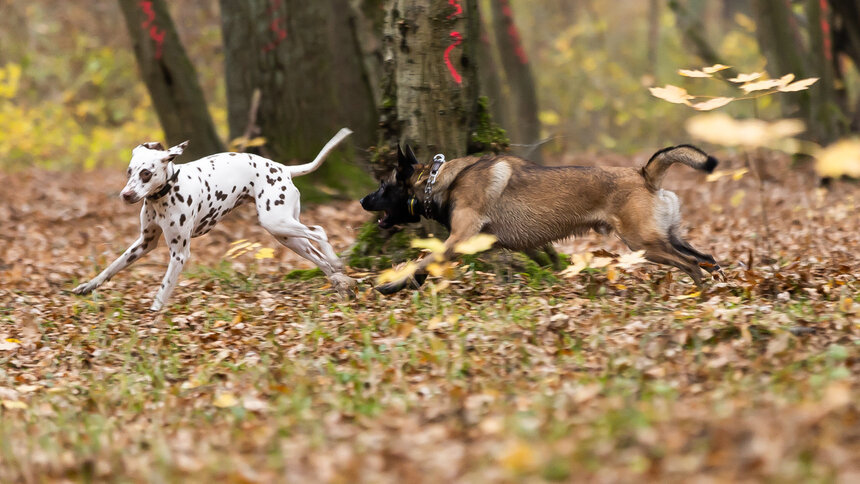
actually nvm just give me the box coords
[375,208,484,295]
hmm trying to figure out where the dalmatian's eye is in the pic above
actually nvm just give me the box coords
[139,169,152,182]
[127,168,132,177]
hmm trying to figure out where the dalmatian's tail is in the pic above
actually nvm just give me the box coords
[287,128,353,178]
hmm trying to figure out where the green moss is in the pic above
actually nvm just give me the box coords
[284,267,324,281]
[469,96,511,154]
[292,150,376,204]
[347,221,422,270]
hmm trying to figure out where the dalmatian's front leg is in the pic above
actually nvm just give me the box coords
[72,206,161,296]
[149,228,191,312]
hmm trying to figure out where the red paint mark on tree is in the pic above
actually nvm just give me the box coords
[820,0,832,61]
[262,0,288,53]
[500,0,528,64]
[447,0,463,19]
[139,1,165,60]
[444,31,464,84]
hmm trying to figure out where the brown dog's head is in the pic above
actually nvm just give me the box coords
[360,145,423,229]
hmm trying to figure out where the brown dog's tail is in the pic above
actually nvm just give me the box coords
[640,144,717,190]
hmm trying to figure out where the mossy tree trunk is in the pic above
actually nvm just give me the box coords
[118,0,224,161]
[377,0,481,162]
[219,0,377,166]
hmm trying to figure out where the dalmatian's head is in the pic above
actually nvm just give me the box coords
[120,140,188,203]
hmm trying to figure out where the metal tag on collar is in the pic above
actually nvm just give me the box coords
[426,154,445,188]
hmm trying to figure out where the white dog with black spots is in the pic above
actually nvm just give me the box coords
[72,128,356,311]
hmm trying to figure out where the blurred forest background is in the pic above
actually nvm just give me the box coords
[2,2,859,482]
[2,0,858,181]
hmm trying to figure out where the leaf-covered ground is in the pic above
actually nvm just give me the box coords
[1,153,858,483]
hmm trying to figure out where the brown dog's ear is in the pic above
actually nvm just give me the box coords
[396,145,415,180]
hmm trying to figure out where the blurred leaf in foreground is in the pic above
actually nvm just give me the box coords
[815,139,860,178]
[686,113,805,149]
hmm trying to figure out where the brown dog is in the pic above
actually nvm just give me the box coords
[360,145,720,294]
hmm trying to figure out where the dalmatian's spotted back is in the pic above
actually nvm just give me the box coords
[72,128,356,311]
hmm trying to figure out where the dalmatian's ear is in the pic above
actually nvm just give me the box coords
[163,140,189,162]
[141,141,165,151]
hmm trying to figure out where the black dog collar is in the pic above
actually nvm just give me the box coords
[407,196,420,217]
[147,166,181,201]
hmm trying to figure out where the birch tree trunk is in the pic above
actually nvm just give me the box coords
[118,0,224,160]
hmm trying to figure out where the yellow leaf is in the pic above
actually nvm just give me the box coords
[740,73,794,93]
[606,267,619,282]
[213,393,239,408]
[454,234,497,255]
[377,262,419,284]
[254,247,275,259]
[2,400,27,410]
[616,250,647,269]
[500,441,537,472]
[430,280,450,295]
[706,167,748,182]
[227,136,249,152]
[735,12,756,32]
[244,137,267,147]
[396,323,415,338]
[649,85,694,104]
[686,113,805,148]
[730,189,746,207]
[778,77,819,92]
[560,253,592,278]
[411,238,446,254]
[225,241,260,259]
[728,72,763,83]
[675,291,701,300]
[539,110,561,126]
[703,64,731,74]
[691,97,734,111]
[815,139,860,178]
[589,256,613,269]
[678,69,712,78]
[426,263,447,277]
[4,338,21,344]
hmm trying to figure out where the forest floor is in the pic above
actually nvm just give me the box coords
[1,152,858,483]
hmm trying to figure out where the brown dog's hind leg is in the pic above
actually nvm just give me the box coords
[615,221,705,287]
[669,232,720,273]
[641,245,705,287]
[375,208,485,295]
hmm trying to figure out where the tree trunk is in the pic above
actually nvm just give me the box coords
[751,0,847,143]
[219,0,377,162]
[476,6,510,140]
[118,0,224,161]
[378,0,480,161]
[349,0,387,109]
[489,0,541,161]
